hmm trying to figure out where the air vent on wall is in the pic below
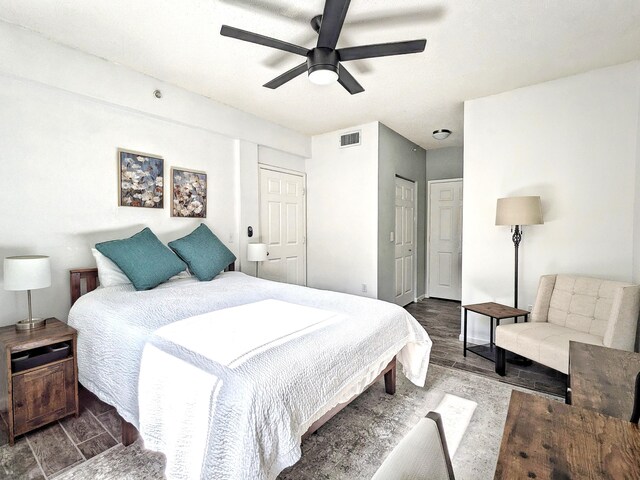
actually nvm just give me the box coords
[339,130,361,148]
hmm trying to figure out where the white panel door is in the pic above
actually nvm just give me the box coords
[394,177,416,306]
[258,167,306,285]
[428,180,463,300]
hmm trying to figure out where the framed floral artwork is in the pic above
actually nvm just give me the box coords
[171,167,207,218]
[118,149,164,208]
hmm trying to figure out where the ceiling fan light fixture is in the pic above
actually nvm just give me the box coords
[308,65,339,85]
[432,129,452,140]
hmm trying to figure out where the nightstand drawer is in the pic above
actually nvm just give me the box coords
[12,358,76,436]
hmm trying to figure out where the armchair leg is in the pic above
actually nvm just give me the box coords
[495,347,506,376]
[631,372,640,424]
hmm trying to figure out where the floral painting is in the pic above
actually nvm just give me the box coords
[171,168,207,218]
[118,149,164,208]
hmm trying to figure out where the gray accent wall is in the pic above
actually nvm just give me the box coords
[426,146,464,181]
[378,123,427,302]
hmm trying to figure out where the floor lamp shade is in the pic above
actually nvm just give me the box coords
[495,196,543,226]
[495,196,543,309]
[4,256,51,291]
[247,243,268,262]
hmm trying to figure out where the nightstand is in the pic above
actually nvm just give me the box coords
[0,318,78,445]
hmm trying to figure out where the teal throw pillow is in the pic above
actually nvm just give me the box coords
[95,228,187,291]
[168,224,236,281]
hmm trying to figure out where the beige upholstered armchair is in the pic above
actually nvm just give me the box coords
[495,274,640,376]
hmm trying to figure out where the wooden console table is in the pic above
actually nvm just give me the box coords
[495,390,640,479]
[568,341,640,419]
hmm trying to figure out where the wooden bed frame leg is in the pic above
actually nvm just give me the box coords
[121,419,139,446]
[384,363,396,395]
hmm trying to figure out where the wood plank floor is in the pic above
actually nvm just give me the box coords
[0,297,564,478]
[406,297,566,397]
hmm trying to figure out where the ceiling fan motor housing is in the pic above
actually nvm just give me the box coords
[307,48,340,76]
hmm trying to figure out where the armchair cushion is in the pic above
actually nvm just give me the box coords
[548,276,623,337]
[495,322,603,374]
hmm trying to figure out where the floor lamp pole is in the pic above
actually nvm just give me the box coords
[512,225,522,308]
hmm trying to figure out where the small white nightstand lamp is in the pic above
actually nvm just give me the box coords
[4,255,51,331]
[247,243,268,262]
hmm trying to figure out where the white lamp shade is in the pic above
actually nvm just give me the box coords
[247,243,268,262]
[495,196,543,226]
[4,256,51,291]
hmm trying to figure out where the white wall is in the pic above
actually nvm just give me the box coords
[633,81,640,286]
[306,122,379,297]
[258,146,306,173]
[0,21,310,158]
[463,61,640,343]
[0,21,310,327]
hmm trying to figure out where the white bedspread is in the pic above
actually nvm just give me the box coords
[68,272,431,479]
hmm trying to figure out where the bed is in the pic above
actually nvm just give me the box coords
[68,265,432,479]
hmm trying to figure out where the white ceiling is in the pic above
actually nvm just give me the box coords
[1,0,639,149]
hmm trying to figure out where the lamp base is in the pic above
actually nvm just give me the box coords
[15,317,46,332]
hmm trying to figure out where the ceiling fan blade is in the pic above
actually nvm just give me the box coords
[220,25,309,56]
[263,31,372,74]
[317,0,351,49]
[263,31,317,68]
[346,7,445,29]
[338,39,426,61]
[218,0,314,24]
[337,64,364,95]
[263,62,308,89]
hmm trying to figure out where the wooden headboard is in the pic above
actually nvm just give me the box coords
[70,262,236,306]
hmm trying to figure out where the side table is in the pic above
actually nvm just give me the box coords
[0,318,78,445]
[462,302,529,362]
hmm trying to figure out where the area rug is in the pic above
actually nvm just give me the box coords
[433,393,478,457]
[56,364,556,480]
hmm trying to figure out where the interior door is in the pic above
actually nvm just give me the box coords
[428,180,463,300]
[394,177,416,306]
[258,166,306,285]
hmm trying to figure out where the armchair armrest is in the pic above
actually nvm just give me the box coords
[530,275,556,322]
[603,285,640,351]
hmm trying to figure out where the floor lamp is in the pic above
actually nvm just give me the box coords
[495,196,543,308]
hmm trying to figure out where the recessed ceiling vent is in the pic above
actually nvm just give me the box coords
[339,130,361,148]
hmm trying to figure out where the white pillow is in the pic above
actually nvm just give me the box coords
[92,248,192,287]
[92,248,132,287]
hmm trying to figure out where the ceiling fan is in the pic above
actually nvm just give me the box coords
[220,0,427,94]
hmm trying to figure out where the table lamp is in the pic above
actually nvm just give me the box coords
[247,243,268,262]
[495,196,543,308]
[4,255,52,331]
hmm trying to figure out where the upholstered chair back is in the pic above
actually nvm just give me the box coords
[531,274,640,351]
